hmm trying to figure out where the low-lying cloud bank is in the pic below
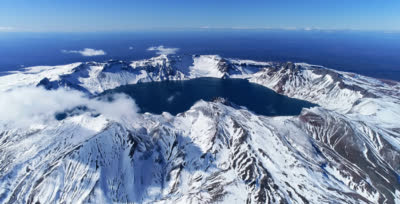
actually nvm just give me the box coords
[147,45,179,55]
[0,87,139,128]
[61,48,106,56]
[0,26,14,31]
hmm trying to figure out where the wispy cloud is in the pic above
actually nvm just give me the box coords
[167,95,175,103]
[61,48,106,56]
[129,46,134,50]
[0,87,139,128]
[166,92,180,103]
[147,45,179,55]
[0,26,14,31]
[198,26,331,31]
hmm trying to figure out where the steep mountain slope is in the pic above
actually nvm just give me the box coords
[1,100,399,203]
[0,54,399,203]
[249,62,400,113]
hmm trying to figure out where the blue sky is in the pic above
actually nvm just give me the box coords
[1,0,399,32]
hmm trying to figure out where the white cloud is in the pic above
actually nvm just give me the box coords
[0,87,139,128]
[61,48,106,57]
[167,92,180,103]
[167,95,175,103]
[129,46,134,50]
[147,45,179,55]
[0,26,14,31]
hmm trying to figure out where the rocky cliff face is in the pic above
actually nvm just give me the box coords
[0,54,399,203]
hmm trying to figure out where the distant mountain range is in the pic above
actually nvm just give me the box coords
[0,54,399,203]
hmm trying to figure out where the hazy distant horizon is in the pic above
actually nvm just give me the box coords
[1,0,399,32]
[1,30,399,81]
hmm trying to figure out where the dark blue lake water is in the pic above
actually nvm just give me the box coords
[102,78,316,116]
[1,30,399,81]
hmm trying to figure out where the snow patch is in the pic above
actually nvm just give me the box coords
[189,55,224,78]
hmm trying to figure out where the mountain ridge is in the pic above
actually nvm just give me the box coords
[0,54,399,203]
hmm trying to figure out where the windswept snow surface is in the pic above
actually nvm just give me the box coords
[0,53,400,203]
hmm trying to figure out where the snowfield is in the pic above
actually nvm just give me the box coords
[0,53,399,203]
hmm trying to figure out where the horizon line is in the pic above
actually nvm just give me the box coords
[1,26,400,33]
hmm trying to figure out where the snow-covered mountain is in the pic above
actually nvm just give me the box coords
[0,54,399,203]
